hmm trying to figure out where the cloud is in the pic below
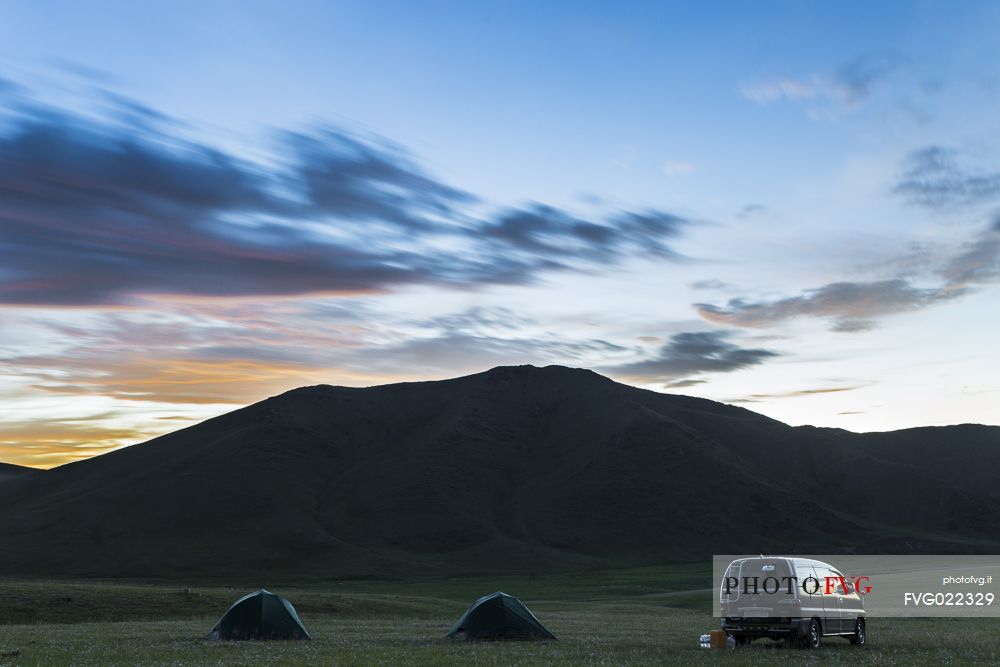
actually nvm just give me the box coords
[0,417,151,467]
[0,85,693,306]
[0,107,392,305]
[735,204,766,219]
[741,76,829,104]
[663,378,707,389]
[286,128,475,231]
[834,54,900,104]
[829,318,877,333]
[741,53,900,110]
[689,279,731,290]
[0,304,389,405]
[893,146,1000,208]
[694,220,1000,332]
[0,300,642,465]
[339,305,632,376]
[723,385,868,406]
[610,331,778,382]
[743,386,866,400]
[1,303,634,406]
[939,217,1000,286]
[360,332,628,377]
[17,353,340,405]
[415,306,536,334]
[695,279,944,331]
[478,206,688,264]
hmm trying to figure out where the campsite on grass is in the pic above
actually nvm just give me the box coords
[3,567,998,666]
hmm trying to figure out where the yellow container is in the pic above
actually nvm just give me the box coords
[710,630,728,648]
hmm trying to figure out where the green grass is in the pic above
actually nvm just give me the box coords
[2,568,999,665]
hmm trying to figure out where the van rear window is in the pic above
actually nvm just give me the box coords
[741,558,791,580]
[722,558,794,600]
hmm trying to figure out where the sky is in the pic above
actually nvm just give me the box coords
[1,0,999,468]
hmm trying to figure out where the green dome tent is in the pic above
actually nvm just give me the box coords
[448,591,556,640]
[210,589,310,640]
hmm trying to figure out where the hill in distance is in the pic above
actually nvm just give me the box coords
[0,461,38,483]
[0,364,998,580]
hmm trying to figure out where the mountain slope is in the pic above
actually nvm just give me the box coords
[0,462,38,483]
[0,365,997,579]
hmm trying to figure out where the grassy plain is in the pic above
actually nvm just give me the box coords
[1,565,998,666]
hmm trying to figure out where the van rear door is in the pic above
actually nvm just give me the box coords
[816,566,844,633]
[831,568,862,631]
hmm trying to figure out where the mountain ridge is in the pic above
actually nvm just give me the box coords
[0,461,39,482]
[0,364,997,579]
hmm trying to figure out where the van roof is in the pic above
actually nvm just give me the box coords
[728,556,836,570]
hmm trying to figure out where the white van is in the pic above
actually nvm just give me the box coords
[719,556,866,648]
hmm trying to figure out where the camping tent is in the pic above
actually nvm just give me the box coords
[210,589,311,640]
[447,591,556,640]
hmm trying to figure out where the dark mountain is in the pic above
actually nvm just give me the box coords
[0,365,997,579]
[0,462,39,483]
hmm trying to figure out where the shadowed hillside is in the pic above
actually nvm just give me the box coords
[0,461,38,483]
[0,365,997,579]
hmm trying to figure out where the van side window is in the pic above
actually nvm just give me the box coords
[796,565,817,593]
[817,567,845,594]
[722,561,742,599]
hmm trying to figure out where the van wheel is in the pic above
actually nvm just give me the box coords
[802,619,821,649]
[849,618,866,646]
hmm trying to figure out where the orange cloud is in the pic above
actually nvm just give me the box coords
[0,421,152,469]
[22,354,399,405]
[1,356,407,468]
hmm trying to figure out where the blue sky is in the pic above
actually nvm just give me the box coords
[1,1,999,466]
